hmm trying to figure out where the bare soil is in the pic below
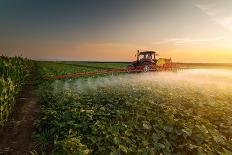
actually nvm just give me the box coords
[0,76,41,155]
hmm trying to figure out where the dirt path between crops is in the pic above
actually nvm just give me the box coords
[0,73,41,155]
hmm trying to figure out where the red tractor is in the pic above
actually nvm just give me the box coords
[127,50,174,72]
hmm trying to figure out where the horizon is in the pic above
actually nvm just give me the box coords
[29,58,232,64]
[1,0,232,63]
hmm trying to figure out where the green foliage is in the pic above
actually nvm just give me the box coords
[37,62,99,78]
[0,56,33,126]
[37,61,127,80]
[60,62,129,69]
[36,76,232,155]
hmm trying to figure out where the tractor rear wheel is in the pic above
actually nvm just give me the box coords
[143,65,150,72]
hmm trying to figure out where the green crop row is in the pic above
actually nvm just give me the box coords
[37,62,127,80]
[59,62,129,69]
[37,62,99,78]
[0,56,34,127]
[36,73,232,155]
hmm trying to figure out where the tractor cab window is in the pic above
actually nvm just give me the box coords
[146,53,152,59]
[138,54,144,60]
[144,53,152,59]
[138,52,155,61]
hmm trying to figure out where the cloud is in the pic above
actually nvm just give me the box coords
[194,1,232,31]
[153,36,225,45]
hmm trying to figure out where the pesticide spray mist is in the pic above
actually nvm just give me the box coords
[53,69,232,94]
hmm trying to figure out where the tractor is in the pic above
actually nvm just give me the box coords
[127,50,173,72]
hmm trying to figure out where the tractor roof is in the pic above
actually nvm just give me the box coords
[139,51,156,55]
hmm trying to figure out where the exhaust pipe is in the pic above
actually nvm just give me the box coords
[137,50,139,61]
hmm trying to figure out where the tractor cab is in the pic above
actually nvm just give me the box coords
[133,50,157,66]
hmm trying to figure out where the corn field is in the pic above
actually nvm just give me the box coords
[0,56,34,127]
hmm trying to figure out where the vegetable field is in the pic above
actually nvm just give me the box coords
[1,60,232,154]
[0,56,33,126]
[38,62,99,78]
[38,61,128,80]
[60,62,129,69]
[36,63,232,155]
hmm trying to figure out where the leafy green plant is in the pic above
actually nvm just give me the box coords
[36,72,232,154]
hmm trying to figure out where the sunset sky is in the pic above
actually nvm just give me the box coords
[0,0,232,62]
